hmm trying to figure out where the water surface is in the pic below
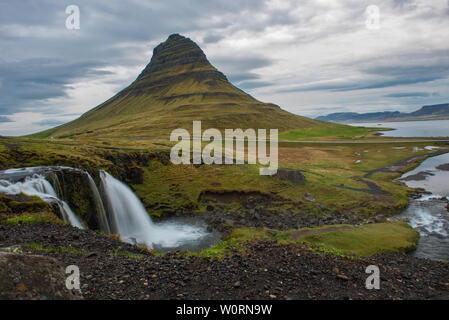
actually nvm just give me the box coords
[350,119,449,137]
[395,152,449,260]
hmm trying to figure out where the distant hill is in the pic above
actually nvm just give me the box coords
[32,34,339,139]
[316,103,449,123]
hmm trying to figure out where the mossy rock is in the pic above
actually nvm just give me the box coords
[6,212,64,226]
[8,199,52,213]
[0,200,10,213]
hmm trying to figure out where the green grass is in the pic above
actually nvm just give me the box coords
[112,247,146,259]
[6,212,64,226]
[190,227,273,259]
[279,125,380,140]
[297,221,419,257]
[27,243,86,255]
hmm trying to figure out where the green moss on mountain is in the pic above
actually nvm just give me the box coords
[31,34,350,140]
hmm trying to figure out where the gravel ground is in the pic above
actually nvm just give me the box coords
[0,223,448,300]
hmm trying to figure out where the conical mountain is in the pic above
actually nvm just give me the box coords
[36,34,329,139]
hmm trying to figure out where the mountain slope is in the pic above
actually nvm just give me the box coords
[34,34,338,139]
[316,103,449,123]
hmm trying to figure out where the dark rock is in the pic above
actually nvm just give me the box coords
[124,166,144,185]
[0,247,82,300]
[276,168,305,185]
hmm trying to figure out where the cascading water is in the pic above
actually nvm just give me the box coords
[0,166,215,250]
[99,171,209,248]
[395,152,449,260]
[0,172,85,229]
[87,173,111,234]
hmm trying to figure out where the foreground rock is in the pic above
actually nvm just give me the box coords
[0,246,82,300]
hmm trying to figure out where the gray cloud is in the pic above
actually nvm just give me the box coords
[0,58,113,114]
[384,92,430,98]
[0,116,13,123]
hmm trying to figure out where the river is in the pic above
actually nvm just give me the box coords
[351,120,449,260]
[396,153,449,260]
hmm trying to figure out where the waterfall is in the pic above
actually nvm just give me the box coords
[0,166,210,250]
[0,173,85,229]
[86,173,111,234]
[99,170,208,248]
[56,200,85,229]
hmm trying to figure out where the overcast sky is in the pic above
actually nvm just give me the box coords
[1,0,448,135]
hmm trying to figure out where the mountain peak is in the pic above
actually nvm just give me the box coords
[146,33,210,72]
[34,34,325,139]
[126,34,227,95]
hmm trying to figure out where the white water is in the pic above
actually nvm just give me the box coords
[395,152,449,260]
[0,173,85,229]
[0,166,212,250]
[87,173,111,234]
[99,171,208,248]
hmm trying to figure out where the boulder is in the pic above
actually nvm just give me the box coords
[275,168,305,185]
[0,247,83,300]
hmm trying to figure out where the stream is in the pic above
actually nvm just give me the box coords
[396,152,449,260]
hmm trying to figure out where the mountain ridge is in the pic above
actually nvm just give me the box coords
[316,103,449,123]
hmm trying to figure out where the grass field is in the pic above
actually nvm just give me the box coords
[1,136,445,218]
[279,125,384,140]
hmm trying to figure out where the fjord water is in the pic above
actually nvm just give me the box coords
[396,152,449,260]
[350,119,449,137]
[0,167,212,250]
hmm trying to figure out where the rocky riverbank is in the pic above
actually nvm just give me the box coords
[1,223,448,300]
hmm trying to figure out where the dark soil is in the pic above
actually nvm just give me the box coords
[1,223,448,300]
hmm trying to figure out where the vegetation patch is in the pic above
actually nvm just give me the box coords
[26,242,86,255]
[192,221,419,259]
[296,221,419,257]
[279,125,380,141]
[112,248,146,259]
[6,212,64,226]
[190,227,274,259]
